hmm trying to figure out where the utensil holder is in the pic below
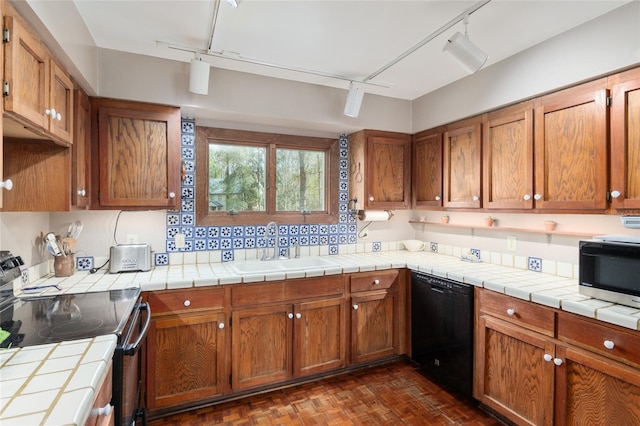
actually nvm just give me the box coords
[54,255,75,277]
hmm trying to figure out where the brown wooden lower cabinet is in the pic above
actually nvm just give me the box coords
[231,296,347,391]
[475,288,640,426]
[350,290,398,364]
[475,314,555,425]
[141,270,403,417]
[144,288,227,413]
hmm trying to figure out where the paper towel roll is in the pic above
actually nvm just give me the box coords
[356,210,393,221]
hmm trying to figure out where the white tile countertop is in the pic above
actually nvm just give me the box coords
[2,249,639,424]
[15,250,640,331]
[0,335,116,426]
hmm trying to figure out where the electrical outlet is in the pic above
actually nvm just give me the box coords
[507,235,517,251]
[126,234,138,244]
[175,233,186,249]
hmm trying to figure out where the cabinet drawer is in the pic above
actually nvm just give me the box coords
[146,287,225,315]
[558,312,640,367]
[350,270,398,293]
[232,276,344,307]
[478,289,556,337]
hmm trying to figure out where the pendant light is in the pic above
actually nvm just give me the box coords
[443,15,487,74]
[344,81,365,118]
[189,55,211,95]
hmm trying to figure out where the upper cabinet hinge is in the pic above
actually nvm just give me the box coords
[3,28,9,43]
[3,82,9,97]
[606,96,612,107]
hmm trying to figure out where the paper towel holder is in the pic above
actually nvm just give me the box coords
[356,209,394,221]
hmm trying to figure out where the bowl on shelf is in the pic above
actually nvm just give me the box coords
[544,220,557,231]
[403,240,426,252]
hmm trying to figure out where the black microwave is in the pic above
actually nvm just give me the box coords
[579,238,640,309]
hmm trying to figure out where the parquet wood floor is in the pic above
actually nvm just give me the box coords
[148,360,504,426]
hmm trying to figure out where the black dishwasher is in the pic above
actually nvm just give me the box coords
[411,271,474,397]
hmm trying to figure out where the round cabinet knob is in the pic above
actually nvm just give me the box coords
[472,195,479,202]
[523,194,531,201]
[373,279,380,285]
[218,323,225,329]
[534,194,542,201]
[0,179,13,190]
[45,108,52,116]
[553,358,563,366]
[543,354,553,362]
[78,189,86,197]
[603,340,615,350]
[295,313,301,319]
[288,313,294,319]
[610,190,621,199]
[183,300,191,307]
[169,192,176,199]
[506,308,515,316]
[435,196,441,201]
[369,196,374,202]
[95,404,112,417]
[353,304,359,310]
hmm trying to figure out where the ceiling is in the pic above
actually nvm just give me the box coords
[71,0,631,100]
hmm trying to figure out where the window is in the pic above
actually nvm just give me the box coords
[196,127,338,226]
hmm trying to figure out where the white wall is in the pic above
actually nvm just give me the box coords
[0,212,50,267]
[412,0,640,132]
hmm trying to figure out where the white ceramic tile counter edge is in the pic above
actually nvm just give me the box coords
[16,251,640,331]
[0,335,117,426]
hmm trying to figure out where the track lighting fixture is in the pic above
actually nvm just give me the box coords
[189,55,211,95]
[443,15,487,74]
[343,81,365,118]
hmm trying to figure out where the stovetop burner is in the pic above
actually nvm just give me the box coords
[0,288,140,348]
[39,317,106,341]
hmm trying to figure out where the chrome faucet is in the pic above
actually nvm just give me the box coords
[289,242,300,259]
[262,221,279,261]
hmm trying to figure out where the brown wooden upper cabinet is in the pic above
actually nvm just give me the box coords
[3,12,73,146]
[412,127,443,208]
[482,102,534,210]
[443,116,482,209]
[91,98,181,210]
[609,67,640,211]
[349,130,411,210]
[533,79,609,211]
[72,86,90,208]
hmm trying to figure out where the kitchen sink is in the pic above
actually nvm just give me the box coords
[228,257,340,274]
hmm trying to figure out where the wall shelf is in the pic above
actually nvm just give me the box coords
[408,221,598,238]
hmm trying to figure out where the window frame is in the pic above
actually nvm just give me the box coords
[196,126,339,226]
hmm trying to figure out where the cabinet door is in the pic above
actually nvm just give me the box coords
[555,345,640,426]
[610,69,640,210]
[72,88,90,207]
[3,15,49,130]
[483,103,534,210]
[48,61,73,144]
[443,118,482,208]
[412,129,443,208]
[232,304,292,391]
[146,311,226,411]
[94,100,181,209]
[534,80,609,211]
[366,135,411,209]
[293,297,346,377]
[475,315,555,426]
[351,290,397,364]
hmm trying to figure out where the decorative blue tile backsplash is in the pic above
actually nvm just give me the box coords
[158,118,357,265]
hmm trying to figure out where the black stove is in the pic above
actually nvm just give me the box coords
[1,288,141,348]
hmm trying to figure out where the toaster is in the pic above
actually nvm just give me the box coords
[109,244,152,273]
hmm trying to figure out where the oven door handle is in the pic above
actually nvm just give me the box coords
[123,302,151,356]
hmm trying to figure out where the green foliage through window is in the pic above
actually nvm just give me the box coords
[276,149,325,212]
[208,144,266,212]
